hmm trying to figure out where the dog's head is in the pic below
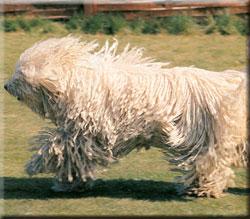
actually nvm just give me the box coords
[4,36,98,120]
[4,60,47,117]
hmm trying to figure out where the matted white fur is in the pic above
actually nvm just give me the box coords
[5,36,248,197]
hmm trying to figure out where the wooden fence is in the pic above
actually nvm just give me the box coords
[85,0,249,19]
[1,4,81,20]
[1,0,249,20]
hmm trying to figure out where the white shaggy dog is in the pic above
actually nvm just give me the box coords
[4,36,248,198]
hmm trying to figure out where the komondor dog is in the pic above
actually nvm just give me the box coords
[4,36,248,198]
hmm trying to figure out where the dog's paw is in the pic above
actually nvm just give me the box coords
[185,187,225,198]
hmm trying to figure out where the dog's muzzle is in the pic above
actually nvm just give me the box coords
[4,83,8,91]
[4,83,21,101]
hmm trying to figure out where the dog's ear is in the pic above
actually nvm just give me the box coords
[38,77,63,97]
[34,65,66,96]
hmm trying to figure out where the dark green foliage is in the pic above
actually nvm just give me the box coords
[128,18,145,33]
[65,12,84,31]
[81,13,126,35]
[2,17,55,33]
[81,14,105,34]
[29,17,46,28]
[214,14,237,35]
[16,17,31,32]
[142,19,160,34]
[2,13,248,36]
[233,16,249,35]
[105,13,127,34]
[161,16,193,34]
[65,17,79,30]
[34,18,55,33]
[3,19,18,32]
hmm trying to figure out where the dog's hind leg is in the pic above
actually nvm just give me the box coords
[181,142,236,198]
[161,70,247,197]
[164,116,236,198]
[162,100,238,198]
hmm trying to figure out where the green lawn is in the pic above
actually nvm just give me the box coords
[1,30,249,216]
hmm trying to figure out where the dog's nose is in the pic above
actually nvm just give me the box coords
[4,84,8,91]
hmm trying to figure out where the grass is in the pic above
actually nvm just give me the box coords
[1,31,249,216]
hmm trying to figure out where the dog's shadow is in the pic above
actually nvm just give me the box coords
[3,177,249,201]
[3,176,190,201]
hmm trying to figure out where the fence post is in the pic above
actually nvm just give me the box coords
[84,0,98,16]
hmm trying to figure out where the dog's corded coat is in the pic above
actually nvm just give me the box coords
[5,36,247,197]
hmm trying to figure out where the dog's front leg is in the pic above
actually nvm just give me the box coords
[26,126,102,192]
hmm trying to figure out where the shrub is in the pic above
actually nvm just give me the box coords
[2,17,55,33]
[232,16,249,35]
[3,19,18,32]
[65,12,83,31]
[128,18,145,33]
[161,16,193,34]
[2,12,247,36]
[104,14,126,35]
[204,15,217,34]
[81,14,102,34]
[66,18,79,30]
[29,17,45,28]
[142,19,160,34]
[214,14,237,35]
[81,13,126,35]
[16,17,31,32]
[42,23,54,33]
[29,18,54,33]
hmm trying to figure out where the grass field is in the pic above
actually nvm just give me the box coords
[1,30,249,216]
